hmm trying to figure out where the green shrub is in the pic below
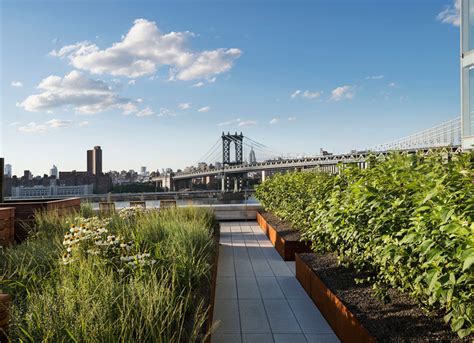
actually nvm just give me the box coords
[256,150,474,338]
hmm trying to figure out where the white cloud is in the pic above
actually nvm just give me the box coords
[178,102,191,110]
[217,118,241,127]
[291,89,321,99]
[238,120,257,127]
[78,121,89,127]
[9,121,21,126]
[192,81,205,88]
[128,79,136,85]
[198,106,210,112]
[136,106,154,117]
[330,85,355,101]
[437,0,460,26]
[269,118,279,125]
[291,90,301,98]
[288,116,296,121]
[157,107,175,117]
[46,119,72,128]
[18,119,74,133]
[365,75,384,80]
[388,82,396,87]
[19,70,139,115]
[11,81,23,87]
[50,19,242,81]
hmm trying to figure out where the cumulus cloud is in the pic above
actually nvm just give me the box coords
[128,79,136,85]
[437,0,460,26]
[216,118,258,127]
[198,106,210,112]
[288,116,296,121]
[178,102,191,110]
[18,70,139,115]
[78,121,89,127]
[291,89,321,99]
[50,19,242,81]
[192,81,205,88]
[11,81,23,87]
[269,118,279,125]
[9,122,21,126]
[388,82,396,87]
[365,75,384,80]
[330,85,355,101]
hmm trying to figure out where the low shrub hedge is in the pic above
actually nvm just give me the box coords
[256,150,474,338]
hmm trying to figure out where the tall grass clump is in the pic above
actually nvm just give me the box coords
[256,150,474,338]
[0,206,218,342]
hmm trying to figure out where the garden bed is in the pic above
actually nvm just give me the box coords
[0,206,219,341]
[256,211,311,260]
[296,253,466,342]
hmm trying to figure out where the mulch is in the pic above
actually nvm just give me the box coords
[299,252,469,343]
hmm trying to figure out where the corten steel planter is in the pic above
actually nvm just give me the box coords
[295,254,376,343]
[0,198,81,243]
[0,208,15,247]
[0,293,10,340]
[256,212,312,261]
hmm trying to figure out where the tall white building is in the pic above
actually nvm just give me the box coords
[50,165,58,178]
[461,0,474,149]
[4,164,12,178]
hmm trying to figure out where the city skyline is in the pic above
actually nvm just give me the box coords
[1,0,461,175]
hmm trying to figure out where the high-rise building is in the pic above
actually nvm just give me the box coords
[87,146,103,175]
[50,165,58,178]
[4,164,12,178]
[249,147,256,164]
[461,1,474,150]
[23,170,32,180]
[140,166,147,175]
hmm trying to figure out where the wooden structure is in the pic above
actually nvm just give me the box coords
[0,208,14,247]
[99,202,115,215]
[160,200,177,209]
[0,198,80,243]
[130,201,146,208]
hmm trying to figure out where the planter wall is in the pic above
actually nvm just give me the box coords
[295,254,375,343]
[0,208,15,247]
[0,198,81,243]
[0,293,10,341]
[206,229,220,343]
[256,212,311,261]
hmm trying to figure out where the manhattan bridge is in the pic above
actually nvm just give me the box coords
[153,116,464,192]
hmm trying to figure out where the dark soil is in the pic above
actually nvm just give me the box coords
[260,211,304,242]
[299,253,469,343]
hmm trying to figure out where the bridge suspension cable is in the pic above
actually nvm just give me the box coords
[371,117,461,152]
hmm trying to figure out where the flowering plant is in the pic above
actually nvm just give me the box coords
[62,215,156,273]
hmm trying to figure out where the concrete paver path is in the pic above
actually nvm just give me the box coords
[212,221,340,343]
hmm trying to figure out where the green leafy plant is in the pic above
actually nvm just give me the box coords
[256,150,474,338]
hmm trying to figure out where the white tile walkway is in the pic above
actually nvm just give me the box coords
[212,221,340,343]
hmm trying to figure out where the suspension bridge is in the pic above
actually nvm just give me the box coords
[153,117,463,191]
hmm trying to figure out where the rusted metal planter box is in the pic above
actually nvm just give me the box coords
[295,254,375,343]
[256,211,311,261]
[0,198,81,243]
[0,208,15,247]
[0,293,10,340]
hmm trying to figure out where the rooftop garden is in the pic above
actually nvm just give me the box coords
[256,150,474,339]
[0,205,218,341]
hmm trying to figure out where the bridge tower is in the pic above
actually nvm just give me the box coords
[222,132,244,165]
[221,132,245,192]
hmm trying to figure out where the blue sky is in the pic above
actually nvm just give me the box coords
[0,0,461,175]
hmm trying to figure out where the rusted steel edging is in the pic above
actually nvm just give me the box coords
[256,211,311,261]
[295,254,376,343]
